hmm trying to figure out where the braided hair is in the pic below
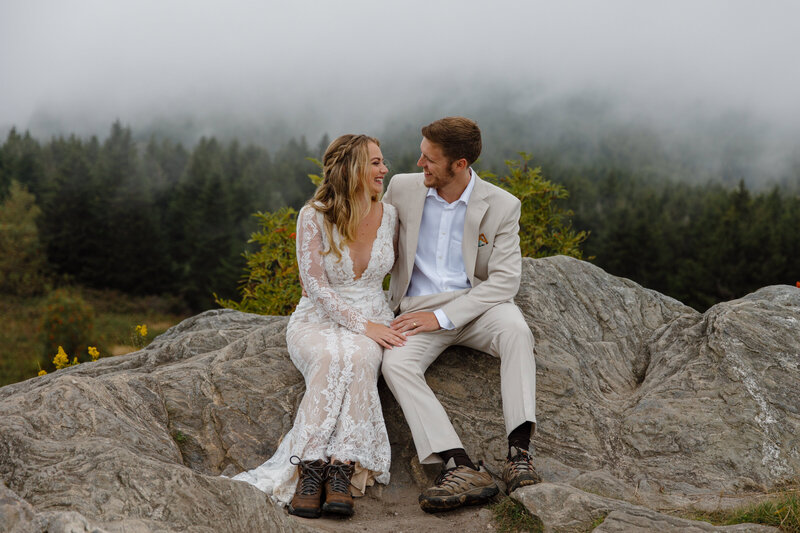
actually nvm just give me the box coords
[309,134,380,261]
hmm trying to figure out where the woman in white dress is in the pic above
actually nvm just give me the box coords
[232,134,405,518]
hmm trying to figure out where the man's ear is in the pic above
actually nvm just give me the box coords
[453,158,468,172]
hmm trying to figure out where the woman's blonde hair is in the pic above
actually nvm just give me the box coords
[309,134,380,261]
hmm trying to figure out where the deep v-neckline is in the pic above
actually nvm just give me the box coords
[346,203,385,281]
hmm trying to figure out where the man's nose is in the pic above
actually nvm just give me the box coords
[417,155,424,167]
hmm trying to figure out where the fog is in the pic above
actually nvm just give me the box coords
[2,0,799,181]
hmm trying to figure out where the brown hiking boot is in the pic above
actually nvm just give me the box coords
[288,456,326,518]
[502,446,541,494]
[322,460,355,516]
[418,461,499,513]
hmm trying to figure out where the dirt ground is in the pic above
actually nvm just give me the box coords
[287,484,504,532]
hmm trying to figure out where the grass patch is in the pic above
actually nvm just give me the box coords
[0,293,48,385]
[688,491,800,532]
[492,497,544,533]
[589,512,608,529]
[173,430,188,444]
[0,287,190,387]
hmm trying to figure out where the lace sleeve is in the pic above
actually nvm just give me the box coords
[296,206,368,334]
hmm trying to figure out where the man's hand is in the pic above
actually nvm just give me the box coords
[391,311,440,336]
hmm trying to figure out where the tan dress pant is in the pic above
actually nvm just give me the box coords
[381,290,537,464]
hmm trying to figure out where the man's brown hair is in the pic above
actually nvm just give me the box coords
[421,117,482,166]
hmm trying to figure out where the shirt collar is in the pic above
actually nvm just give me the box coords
[426,168,477,206]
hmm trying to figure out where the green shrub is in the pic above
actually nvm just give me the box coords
[216,207,301,316]
[488,154,589,259]
[40,289,95,366]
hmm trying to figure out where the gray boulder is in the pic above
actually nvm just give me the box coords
[513,483,778,533]
[1,256,797,532]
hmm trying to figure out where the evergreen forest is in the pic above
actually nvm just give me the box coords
[1,118,799,317]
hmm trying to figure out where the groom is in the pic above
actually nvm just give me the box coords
[382,117,539,512]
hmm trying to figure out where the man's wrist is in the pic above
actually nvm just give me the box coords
[433,309,455,330]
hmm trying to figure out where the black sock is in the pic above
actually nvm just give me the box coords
[508,422,533,457]
[439,448,477,470]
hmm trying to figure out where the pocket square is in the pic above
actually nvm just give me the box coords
[478,233,488,247]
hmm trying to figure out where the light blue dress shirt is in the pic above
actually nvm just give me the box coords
[406,169,476,329]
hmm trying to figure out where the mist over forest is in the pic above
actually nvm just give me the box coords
[4,1,800,188]
[9,82,798,193]
[2,0,799,318]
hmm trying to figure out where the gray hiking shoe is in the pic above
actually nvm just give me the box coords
[418,461,498,513]
[502,446,541,493]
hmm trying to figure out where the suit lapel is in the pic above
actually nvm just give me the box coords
[463,179,489,285]
[403,178,427,279]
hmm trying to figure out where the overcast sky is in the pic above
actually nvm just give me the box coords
[2,0,799,139]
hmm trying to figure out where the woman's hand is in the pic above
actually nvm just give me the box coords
[364,321,406,349]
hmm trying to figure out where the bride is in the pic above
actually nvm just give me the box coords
[232,134,405,518]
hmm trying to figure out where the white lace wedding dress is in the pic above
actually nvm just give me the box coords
[232,202,396,505]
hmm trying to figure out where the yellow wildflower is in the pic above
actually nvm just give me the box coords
[136,324,148,337]
[88,346,100,361]
[53,346,69,370]
[38,369,47,376]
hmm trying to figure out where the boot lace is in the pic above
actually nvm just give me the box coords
[326,461,355,494]
[507,447,535,475]
[433,466,468,489]
[290,456,326,495]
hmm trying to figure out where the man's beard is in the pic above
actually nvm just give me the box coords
[424,162,456,188]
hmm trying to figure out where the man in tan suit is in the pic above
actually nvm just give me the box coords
[382,117,539,513]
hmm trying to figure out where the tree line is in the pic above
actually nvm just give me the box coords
[1,121,798,312]
[545,161,800,310]
[0,122,321,309]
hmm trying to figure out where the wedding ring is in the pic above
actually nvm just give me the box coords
[413,322,418,327]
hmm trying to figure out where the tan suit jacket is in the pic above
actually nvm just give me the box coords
[384,172,522,328]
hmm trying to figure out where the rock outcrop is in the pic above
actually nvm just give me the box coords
[1,256,798,532]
